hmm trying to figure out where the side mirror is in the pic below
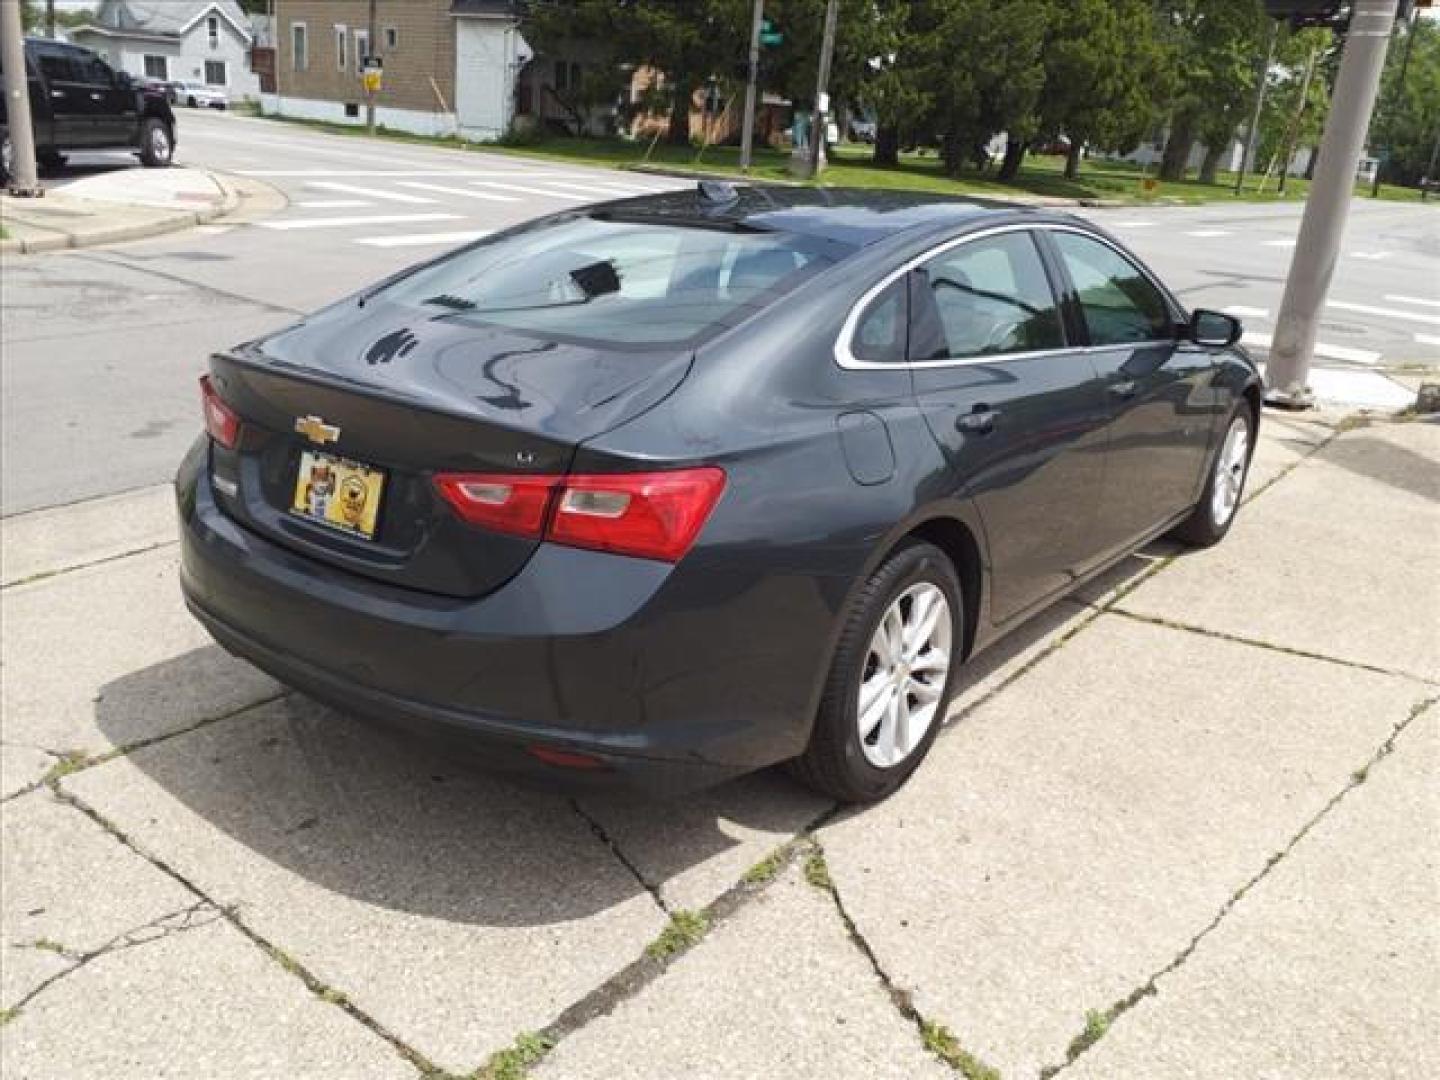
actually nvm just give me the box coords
[1189,309,1242,348]
[116,70,133,88]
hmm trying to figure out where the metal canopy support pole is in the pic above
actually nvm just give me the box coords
[1266,0,1398,408]
[1,0,42,196]
[740,0,763,173]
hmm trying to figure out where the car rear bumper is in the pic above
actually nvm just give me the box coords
[176,439,826,793]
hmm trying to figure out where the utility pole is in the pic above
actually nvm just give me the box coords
[365,0,378,136]
[1266,0,1398,408]
[1278,45,1320,195]
[739,0,763,173]
[803,0,838,180]
[1236,22,1280,196]
[1370,6,1415,197]
[1,0,42,195]
[45,0,54,38]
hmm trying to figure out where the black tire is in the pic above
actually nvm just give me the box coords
[788,540,964,803]
[139,117,173,168]
[1170,403,1255,548]
[187,96,198,108]
[0,131,12,186]
[37,150,66,173]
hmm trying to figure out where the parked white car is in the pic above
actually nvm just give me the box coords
[176,82,228,109]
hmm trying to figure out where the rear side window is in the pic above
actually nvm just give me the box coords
[37,50,82,83]
[1052,232,1173,346]
[380,217,850,348]
[851,280,907,364]
[908,231,1064,361]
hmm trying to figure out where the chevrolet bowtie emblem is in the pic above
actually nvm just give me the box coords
[294,415,341,445]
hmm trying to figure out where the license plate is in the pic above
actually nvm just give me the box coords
[291,450,385,540]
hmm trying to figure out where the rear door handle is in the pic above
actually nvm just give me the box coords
[90,92,104,100]
[51,90,65,98]
[1108,380,1138,401]
[956,405,1000,434]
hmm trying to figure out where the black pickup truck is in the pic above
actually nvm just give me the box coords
[1,38,176,183]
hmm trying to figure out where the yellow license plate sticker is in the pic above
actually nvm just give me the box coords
[291,450,385,539]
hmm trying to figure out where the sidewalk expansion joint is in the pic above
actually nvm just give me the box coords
[1038,694,1438,1078]
[568,798,670,915]
[1,690,287,807]
[805,837,1000,1079]
[1,539,178,592]
[1106,607,1436,686]
[44,783,446,1079]
[473,801,839,1079]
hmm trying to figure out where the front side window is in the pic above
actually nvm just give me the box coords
[909,231,1064,361]
[1052,232,1173,346]
[37,50,79,84]
[379,217,850,348]
[143,54,168,79]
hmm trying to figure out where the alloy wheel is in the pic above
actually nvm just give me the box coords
[1210,415,1250,527]
[857,583,952,769]
[151,125,171,160]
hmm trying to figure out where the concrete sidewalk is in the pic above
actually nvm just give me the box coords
[0,167,238,254]
[1,412,1436,1079]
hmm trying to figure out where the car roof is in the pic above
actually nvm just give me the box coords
[591,185,1058,248]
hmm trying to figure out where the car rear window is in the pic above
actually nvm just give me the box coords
[377,216,852,347]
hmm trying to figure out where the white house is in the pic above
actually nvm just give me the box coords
[70,0,260,102]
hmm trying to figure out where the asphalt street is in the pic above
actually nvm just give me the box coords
[2,108,1437,516]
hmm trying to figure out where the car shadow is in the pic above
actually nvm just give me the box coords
[1319,426,1439,503]
[92,544,1171,930]
[94,645,826,927]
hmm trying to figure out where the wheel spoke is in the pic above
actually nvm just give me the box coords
[908,598,945,657]
[886,690,909,763]
[907,676,943,705]
[911,647,948,675]
[858,675,891,737]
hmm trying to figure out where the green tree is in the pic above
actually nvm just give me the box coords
[1153,0,1269,183]
[1037,0,1170,179]
[1369,15,1440,187]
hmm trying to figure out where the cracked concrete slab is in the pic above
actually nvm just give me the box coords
[1067,707,1440,1080]
[0,483,176,588]
[63,696,668,1073]
[0,918,413,1080]
[819,614,1428,1078]
[1,745,54,802]
[534,862,954,1080]
[0,546,278,793]
[2,789,195,1008]
[1116,418,1440,682]
[577,772,830,912]
[1244,409,1338,496]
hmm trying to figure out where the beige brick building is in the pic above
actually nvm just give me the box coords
[269,0,530,140]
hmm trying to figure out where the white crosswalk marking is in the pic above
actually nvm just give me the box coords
[240,168,612,179]
[1351,251,1392,261]
[262,213,462,231]
[1264,239,1296,248]
[1386,295,1440,309]
[354,230,493,249]
[1416,333,1440,347]
[1225,306,1270,319]
[1242,331,1381,366]
[1326,300,1440,327]
[1113,220,1154,228]
[304,181,439,204]
[297,199,371,209]
[1186,230,1231,238]
[468,179,590,201]
[536,180,656,199]
[397,181,519,202]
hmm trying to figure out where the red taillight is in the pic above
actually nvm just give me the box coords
[527,745,610,771]
[199,375,241,449]
[433,473,560,538]
[433,467,726,563]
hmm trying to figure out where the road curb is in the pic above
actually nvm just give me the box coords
[0,169,240,255]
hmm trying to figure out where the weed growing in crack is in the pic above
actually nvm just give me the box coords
[920,1020,1001,1080]
[27,938,72,956]
[0,1006,20,1026]
[803,849,832,890]
[42,750,94,784]
[645,910,710,960]
[1066,1009,1111,1058]
[742,847,786,885]
[479,1031,554,1080]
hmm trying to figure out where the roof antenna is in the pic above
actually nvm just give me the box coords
[697,180,740,204]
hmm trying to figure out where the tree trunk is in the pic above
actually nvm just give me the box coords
[998,139,1027,183]
[1064,142,1083,181]
[1198,141,1224,185]
[1159,118,1196,182]
[873,124,899,167]
[666,76,693,146]
[941,131,963,178]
